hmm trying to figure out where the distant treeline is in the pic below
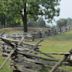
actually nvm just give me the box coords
[0,14,72,35]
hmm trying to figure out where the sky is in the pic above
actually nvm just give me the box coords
[49,0,72,26]
[40,0,72,26]
[59,0,72,18]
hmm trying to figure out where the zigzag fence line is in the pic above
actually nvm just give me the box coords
[0,36,24,72]
[0,36,72,72]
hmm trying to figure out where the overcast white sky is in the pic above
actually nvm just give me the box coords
[59,0,72,18]
[41,0,72,26]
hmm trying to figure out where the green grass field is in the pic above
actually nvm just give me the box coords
[0,28,72,72]
[40,31,72,52]
[40,31,72,71]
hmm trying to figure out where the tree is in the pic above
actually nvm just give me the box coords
[37,17,46,27]
[0,0,60,32]
[0,13,6,28]
[57,19,67,33]
[66,18,72,30]
[27,18,36,27]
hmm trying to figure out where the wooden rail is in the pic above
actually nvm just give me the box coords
[0,37,24,70]
[0,36,72,72]
[49,49,72,72]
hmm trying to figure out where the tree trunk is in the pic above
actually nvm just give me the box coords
[20,0,27,32]
[2,14,6,28]
[60,27,62,33]
[22,0,27,32]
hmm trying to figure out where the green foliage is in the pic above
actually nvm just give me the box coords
[0,0,60,28]
[66,18,72,26]
[57,18,72,33]
[57,18,67,32]
[57,19,67,27]
[37,17,46,27]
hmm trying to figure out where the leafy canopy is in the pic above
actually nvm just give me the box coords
[0,0,60,20]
